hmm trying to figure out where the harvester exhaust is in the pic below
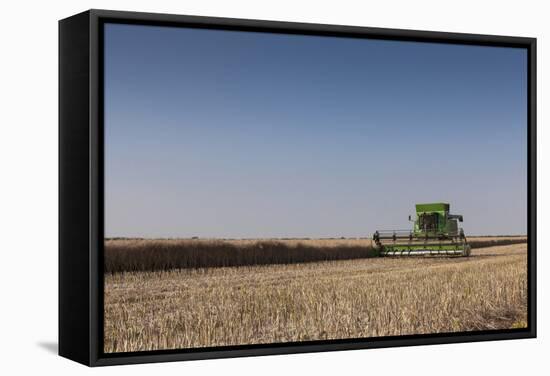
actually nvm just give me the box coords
[373,203,471,257]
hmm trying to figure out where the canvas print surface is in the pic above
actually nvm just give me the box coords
[103,23,528,353]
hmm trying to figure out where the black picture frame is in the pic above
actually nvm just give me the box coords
[59,9,537,367]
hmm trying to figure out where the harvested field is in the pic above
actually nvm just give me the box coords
[104,239,528,353]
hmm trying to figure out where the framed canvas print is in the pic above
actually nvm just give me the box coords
[59,9,536,366]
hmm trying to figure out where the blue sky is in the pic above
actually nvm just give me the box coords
[104,23,527,238]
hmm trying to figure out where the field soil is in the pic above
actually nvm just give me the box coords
[104,238,528,353]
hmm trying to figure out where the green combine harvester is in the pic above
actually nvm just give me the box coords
[373,203,471,257]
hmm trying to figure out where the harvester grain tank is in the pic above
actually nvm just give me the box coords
[373,203,471,256]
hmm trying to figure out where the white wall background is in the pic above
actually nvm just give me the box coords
[0,0,547,374]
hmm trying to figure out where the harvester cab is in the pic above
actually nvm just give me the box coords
[373,203,471,256]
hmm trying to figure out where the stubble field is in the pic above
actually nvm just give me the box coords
[104,237,527,353]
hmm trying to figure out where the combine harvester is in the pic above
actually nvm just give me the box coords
[373,203,471,257]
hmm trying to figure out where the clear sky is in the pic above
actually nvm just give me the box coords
[104,23,527,238]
